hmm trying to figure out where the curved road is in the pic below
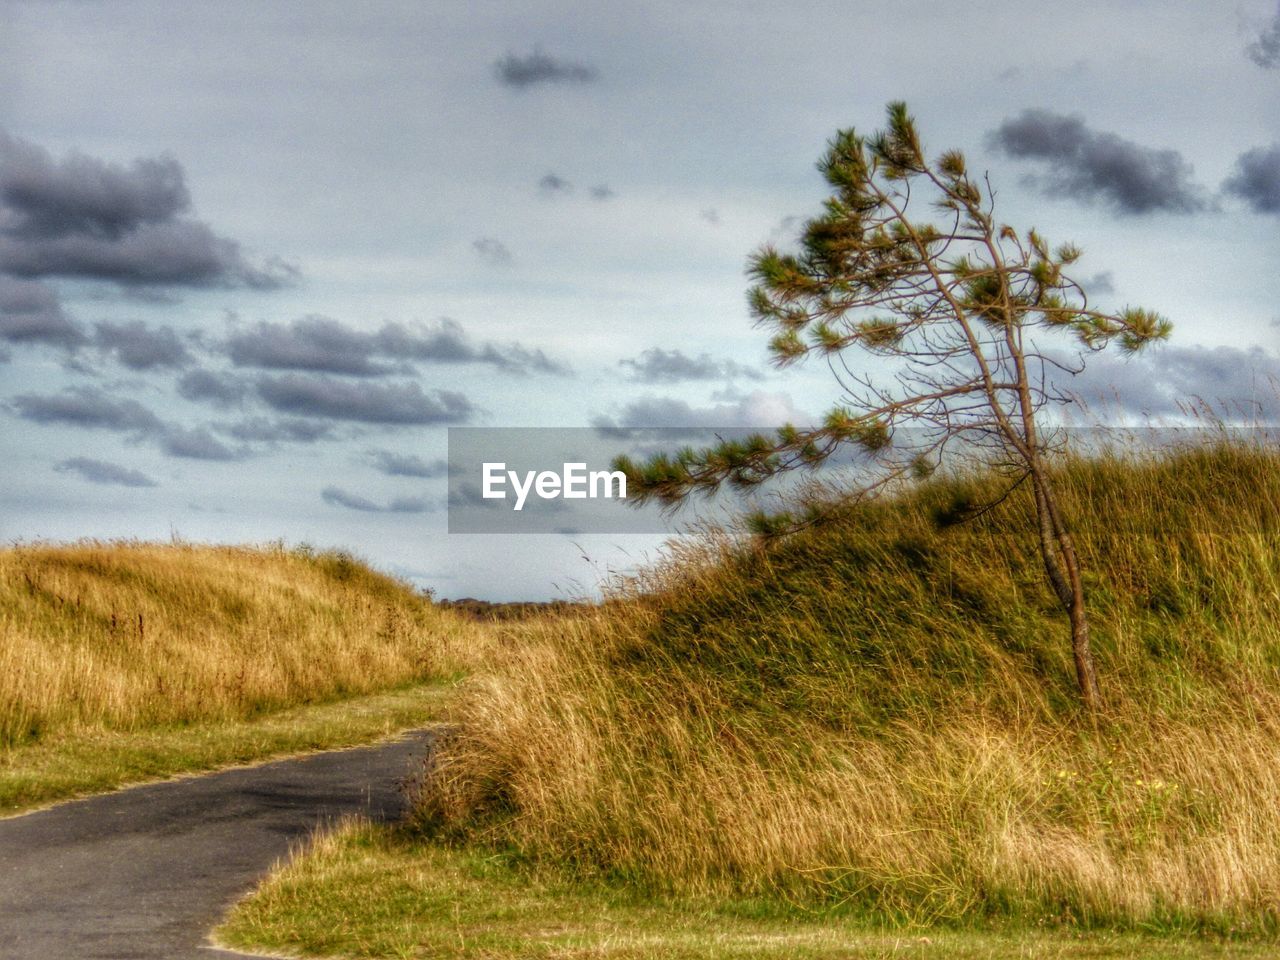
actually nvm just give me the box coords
[0,731,433,959]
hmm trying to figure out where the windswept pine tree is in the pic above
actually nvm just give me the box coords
[615,102,1171,709]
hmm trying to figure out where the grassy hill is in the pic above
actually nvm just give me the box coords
[0,541,485,811]
[417,442,1280,934]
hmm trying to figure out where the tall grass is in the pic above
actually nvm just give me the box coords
[419,441,1280,932]
[0,541,484,749]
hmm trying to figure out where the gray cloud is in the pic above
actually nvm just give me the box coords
[157,424,238,460]
[0,129,296,289]
[0,223,297,288]
[380,494,433,513]
[990,110,1207,214]
[494,50,597,89]
[0,276,83,346]
[590,185,615,201]
[1223,144,1280,214]
[94,320,192,370]
[472,237,513,266]
[322,486,433,513]
[1249,5,1280,68]
[447,481,503,510]
[592,390,808,431]
[228,315,398,376]
[11,383,242,459]
[0,130,188,240]
[256,373,474,424]
[1081,271,1116,296]
[620,348,761,384]
[54,456,156,487]
[177,368,250,407]
[539,173,572,194]
[220,416,333,444]
[375,319,568,374]
[1065,344,1280,421]
[368,450,448,478]
[227,315,565,376]
[321,486,381,512]
[11,385,163,433]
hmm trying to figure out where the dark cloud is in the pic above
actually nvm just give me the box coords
[93,320,191,370]
[0,129,297,289]
[1064,344,1280,422]
[620,348,761,384]
[227,315,399,376]
[1223,144,1280,214]
[368,450,449,478]
[539,173,572,195]
[158,424,239,460]
[699,207,721,226]
[494,50,597,89]
[0,208,297,290]
[0,276,83,346]
[989,110,1207,214]
[0,131,188,240]
[176,368,250,407]
[1248,5,1280,68]
[590,185,615,201]
[10,384,242,459]
[256,373,474,424]
[220,416,333,444]
[10,385,163,433]
[321,486,381,512]
[472,237,513,266]
[322,486,433,513]
[54,456,156,487]
[226,315,566,376]
[374,318,568,374]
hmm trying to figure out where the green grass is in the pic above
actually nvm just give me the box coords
[0,682,452,816]
[217,820,1279,959]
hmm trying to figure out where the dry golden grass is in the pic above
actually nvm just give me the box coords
[418,442,1280,933]
[0,540,489,750]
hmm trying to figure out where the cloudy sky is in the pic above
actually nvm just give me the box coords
[1,0,1277,599]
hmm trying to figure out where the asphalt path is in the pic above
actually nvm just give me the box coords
[0,730,434,959]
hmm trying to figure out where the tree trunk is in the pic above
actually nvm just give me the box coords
[1031,472,1102,711]
[1066,568,1102,712]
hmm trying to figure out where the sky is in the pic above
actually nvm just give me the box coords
[1,0,1277,600]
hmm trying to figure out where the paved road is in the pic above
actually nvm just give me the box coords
[0,731,433,959]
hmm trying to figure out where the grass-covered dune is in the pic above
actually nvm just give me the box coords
[421,443,1280,934]
[0,541,478,747]
[0,541,484,810]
